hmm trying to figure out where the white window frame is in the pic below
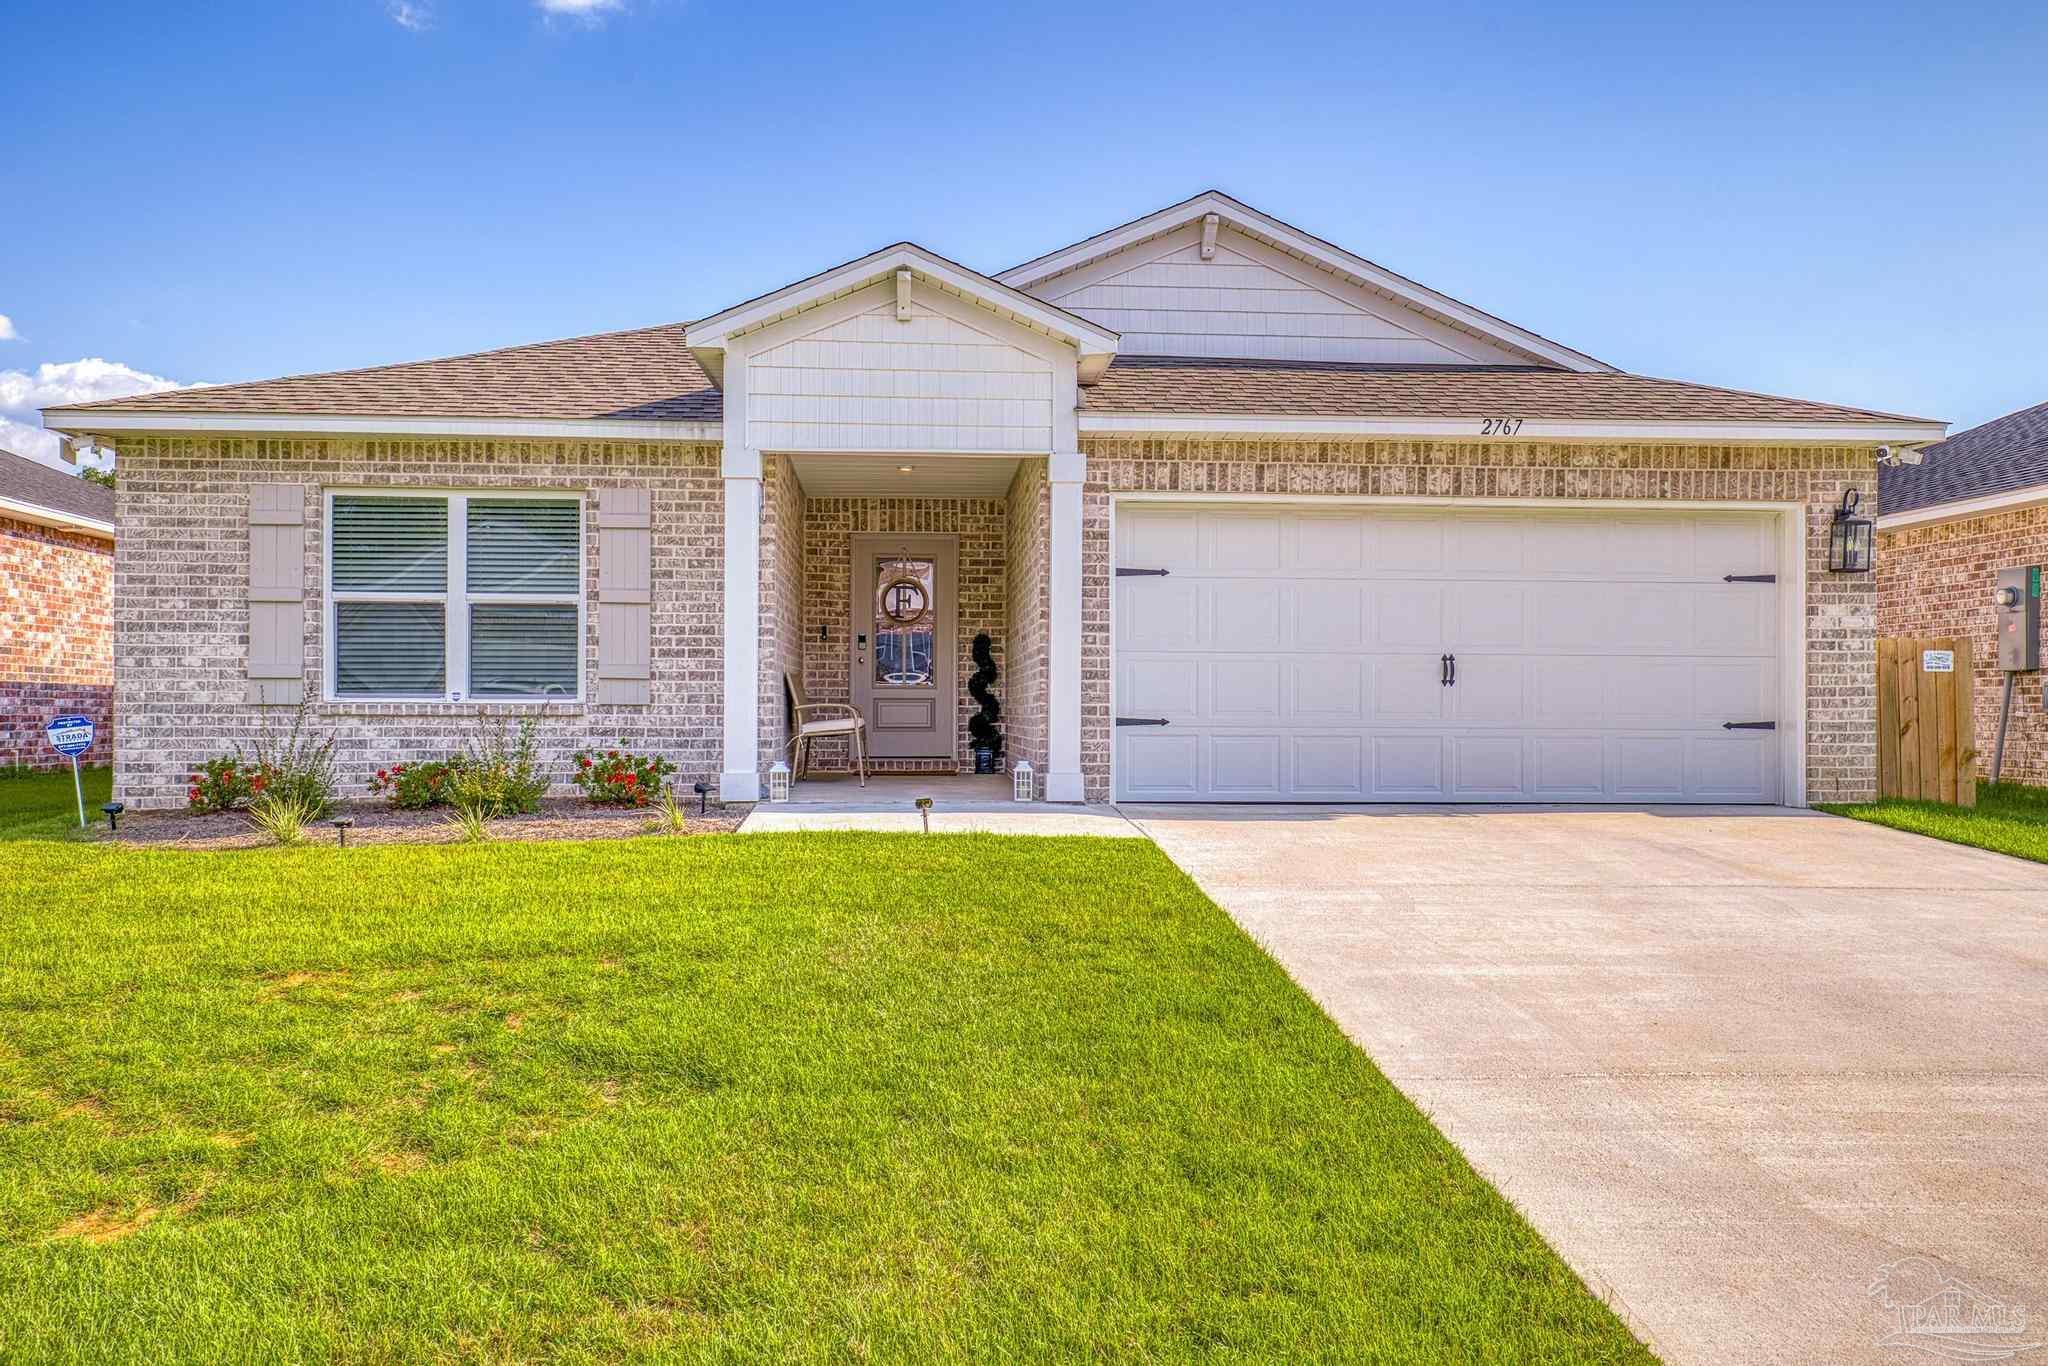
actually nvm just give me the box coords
[324,488,586,704]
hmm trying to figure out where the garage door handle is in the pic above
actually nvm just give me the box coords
[1722,721,1776,730]
[1440,654,1456,686]
[1723,574,1777,583]
[1116,567,1170,577]
[1116,716,1170,727]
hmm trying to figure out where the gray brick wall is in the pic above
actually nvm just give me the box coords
[111,435,725,808]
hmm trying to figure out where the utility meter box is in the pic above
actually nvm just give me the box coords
[1993,565,2042,671]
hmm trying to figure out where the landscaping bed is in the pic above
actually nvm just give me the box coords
[96,794,746,849]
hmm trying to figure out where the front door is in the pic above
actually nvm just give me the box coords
[852,534,957,761]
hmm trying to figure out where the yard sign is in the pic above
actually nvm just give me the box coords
[45,715,95,829]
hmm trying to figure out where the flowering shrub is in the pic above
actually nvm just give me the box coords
[188,756,263,813]
[368,760,459,809]
[571,744,674,808]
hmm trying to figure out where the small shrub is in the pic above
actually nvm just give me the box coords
[572,743,674,808]
[248,702,339,819]
[188,757,257,813]
[446,806,492,843]
[647,785,689,835]
[247,793,318,846]
[453,716,548,817]
[368,761,458,809]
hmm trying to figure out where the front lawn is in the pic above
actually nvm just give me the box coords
[0,779,1647,1362]
[1820,780,2048,865]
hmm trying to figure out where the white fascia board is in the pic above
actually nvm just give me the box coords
[1078,412,1951,445]
[687,243,1120,379]
[1876,483,2048,532]
[41,410,723,443]
[0,495,115,539]
[998,190,1616,374]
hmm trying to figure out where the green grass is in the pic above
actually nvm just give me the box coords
[0,775,1647,1363]
[1820,780,2048,865]
[0,765,112,840]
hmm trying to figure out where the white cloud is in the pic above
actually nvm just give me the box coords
[0,357,192,469]
[537,0,622,17]
[0,314,19,341]
[388,0,432,29]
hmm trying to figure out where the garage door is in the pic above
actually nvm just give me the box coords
[1114,505,1784,803]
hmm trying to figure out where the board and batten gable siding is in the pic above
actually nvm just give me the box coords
[108,435,725,808]
[1031,221,1527,366]
[740,278,1065,454]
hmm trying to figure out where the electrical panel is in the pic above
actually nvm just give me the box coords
[1993,565,2042,671]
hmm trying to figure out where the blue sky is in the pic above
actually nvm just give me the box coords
[6,0,2045,466]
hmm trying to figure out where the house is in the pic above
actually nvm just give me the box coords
[1,448,115,770]
[41,191,1947,808]
[1878,400,2048,783]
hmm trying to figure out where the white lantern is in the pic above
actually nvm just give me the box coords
[1012,761,1034,803]
[768,760,791,802]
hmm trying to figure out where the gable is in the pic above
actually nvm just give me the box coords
[1030,221,1526,365]
[743,280,1060,453]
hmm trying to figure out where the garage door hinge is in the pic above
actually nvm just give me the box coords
[1116,717,1171,727]
[1722,573,1777,583]
[1116,567,1170,577]
[1722,721,1777,730]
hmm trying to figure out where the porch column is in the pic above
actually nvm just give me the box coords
[1046,450,1086,802]
[721,445,763,802]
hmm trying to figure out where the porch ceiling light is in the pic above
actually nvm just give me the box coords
[897,465,915,474]
[1828,488,1874,574]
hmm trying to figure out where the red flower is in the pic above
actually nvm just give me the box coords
[394,764,407,774]
[623,772,637,785]
[377,769,389,781]
[578,756,591,768]
[608,750,619,759]
[251,775,267,791]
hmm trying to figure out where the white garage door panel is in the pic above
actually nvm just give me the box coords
[1116,506,1785,804]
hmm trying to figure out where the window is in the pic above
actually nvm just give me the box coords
[328,492,582,701]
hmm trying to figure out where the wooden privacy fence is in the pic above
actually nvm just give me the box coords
[1876,637,1977,806]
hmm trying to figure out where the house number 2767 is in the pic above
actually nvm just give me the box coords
[1479,417,1524,436]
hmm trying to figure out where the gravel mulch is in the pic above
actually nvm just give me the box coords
[93,796,750,851]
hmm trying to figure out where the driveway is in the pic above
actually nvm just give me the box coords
[1124,805,2048,1366]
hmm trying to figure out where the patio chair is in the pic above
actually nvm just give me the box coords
[785,670,868,786]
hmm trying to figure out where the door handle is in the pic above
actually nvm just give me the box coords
[1440,654,1449,686]
[1445,653,1457,687]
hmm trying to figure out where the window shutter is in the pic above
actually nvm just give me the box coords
[596,489,652,705]
[247,484,307,704]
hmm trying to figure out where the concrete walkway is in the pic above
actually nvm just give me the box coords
[1124,804,2048,1366]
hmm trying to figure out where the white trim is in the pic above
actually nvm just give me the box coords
[687,243,1120,389]
[42,410,722,443]
[1078,412,1948,446]
[1876,483,2048,532]
[720,444,763,803]
[0,494,114,539]
[998,190,1616,373]
[323,487,586,705]
[1106,492,1811,809]
[1045,451,1086,802]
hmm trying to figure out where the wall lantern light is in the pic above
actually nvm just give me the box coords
[1012,761,1034,803]
[1828,488,1874,574]
[768,761,791,803]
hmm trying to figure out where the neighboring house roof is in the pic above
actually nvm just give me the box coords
[0,448,115,536]
[1879,399,2048,517]
[1082,357,1923,425]
[59,323,719,422]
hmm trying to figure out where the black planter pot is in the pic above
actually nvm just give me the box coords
[971,746,999,775]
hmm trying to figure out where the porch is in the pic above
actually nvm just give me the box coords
[723,449,1086,803]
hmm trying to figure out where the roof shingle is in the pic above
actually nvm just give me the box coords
[1879,400,2048,515]
[1081,356,1930,425]
[0,448,115,528]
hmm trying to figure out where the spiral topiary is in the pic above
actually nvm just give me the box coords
[968,632,1003,759]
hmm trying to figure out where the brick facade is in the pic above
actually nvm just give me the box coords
[110,435,725,808]
[797,495,1011,773]
[1003,460,1050,783]
[1076,438,1881,804]
[1878,505,2048,785]
[760,455,806,776]
[1,514,114,770]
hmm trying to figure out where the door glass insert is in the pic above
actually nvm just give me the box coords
[873,556,935,687]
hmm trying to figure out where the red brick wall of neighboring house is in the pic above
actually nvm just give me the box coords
[1,514,114,770]
[1878,504,2048,786]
